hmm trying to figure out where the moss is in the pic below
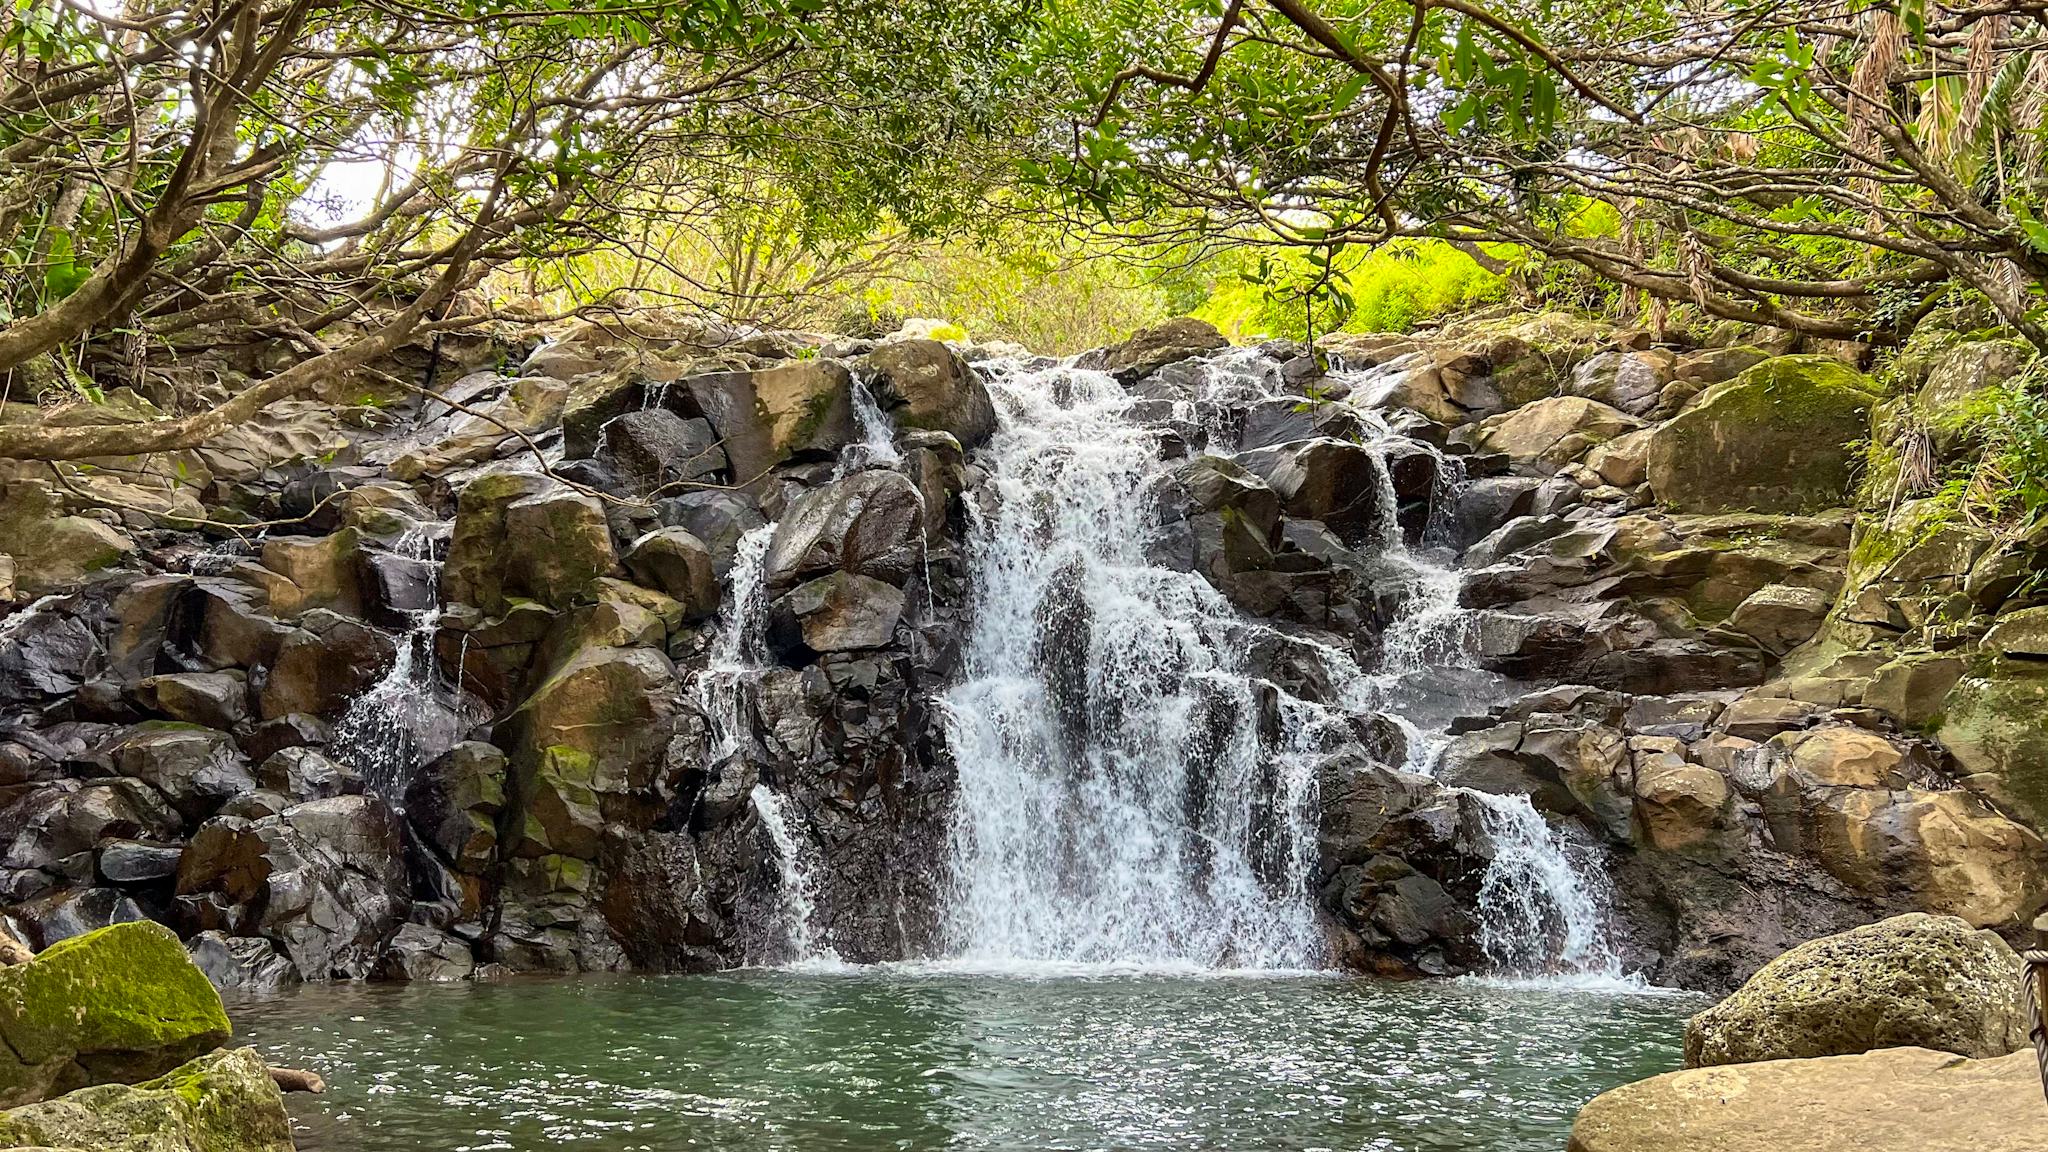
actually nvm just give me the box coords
[0,1048,293,1152]
[1937,670,2048,830]
[540,744,597,785]
[1648,356,1878,514]
[0,922,231,1108]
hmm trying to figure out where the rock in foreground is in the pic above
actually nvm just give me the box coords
[1684,913,2027,1068]
[0,921,232,1107]
[0,1046,294,1152]
[1568,1046,2041,1152]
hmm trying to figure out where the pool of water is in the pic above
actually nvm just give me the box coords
[231,968,1696,1152]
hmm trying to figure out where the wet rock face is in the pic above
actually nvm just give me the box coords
[1316,751,1490,977]
[2,313,2044,1000]
[764,470,926,589]
[595,409,725,494]
[1236,438,1390,546]
[175,795,410,980]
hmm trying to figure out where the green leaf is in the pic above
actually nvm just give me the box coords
[41,231,90,302]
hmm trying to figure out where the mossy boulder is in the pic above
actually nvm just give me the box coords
[0,921,231,1108]
[1645,355,1880,513]
[1938,666,2048,832]
[0,480,135,596]
[1916,338,2028,412]
[444,474,616,613]
[501,644,677,799]
[1684,914,2027,1068]
[0,1046,294,1152]
[501,489,617,608]
[443,471,550,612]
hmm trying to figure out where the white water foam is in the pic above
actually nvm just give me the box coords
[839,376,903,475]
[938,360,1326,970]
[333,526,473,799]
[749,782,839,965]
[694,523,776,761]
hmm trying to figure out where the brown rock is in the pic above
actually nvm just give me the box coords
[1569,1046,2040,1152]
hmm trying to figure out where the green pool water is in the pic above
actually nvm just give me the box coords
[231,967,1696,1152]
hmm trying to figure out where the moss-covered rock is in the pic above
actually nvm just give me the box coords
[1939,666,2048,832]
[1864,651,1967,728]
[442,471,550,613]
[1645,355,1879,513]
[0,480,135,596]
[0,1046,293,1152]
[500,644,677,800]
[1683,913,2026,1068]
[501,489,617,609]
[444,474,616,614]
[0,921,231,1108]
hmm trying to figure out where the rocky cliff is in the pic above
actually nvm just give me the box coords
[2,310,2042,993]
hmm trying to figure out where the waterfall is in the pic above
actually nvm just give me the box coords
[0,595,63,647]
[938,361,1322,970]
[1323,382,1631,987]
[695,523,838,966]
[749,783,836,965]
[334,527,462,800]
[1470,793,1627,984]
[693,523,776,760]
[838,376,902,476]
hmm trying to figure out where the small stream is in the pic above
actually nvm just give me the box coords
[233,971,1693,1152]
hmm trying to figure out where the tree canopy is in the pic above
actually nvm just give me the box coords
[0,0,1035,458]
[1035,0,2048,349]
[3,0,2046,467]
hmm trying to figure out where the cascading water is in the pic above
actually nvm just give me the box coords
[692,524,833,964]
[334,527,466,799]
[1322,367,1632,987]
[694,524,775,761]
[748,783,837,965]
[938,360,1323,969]
[838,376,903,476]
[936,349,1628,983]
[1470,794,1626,983]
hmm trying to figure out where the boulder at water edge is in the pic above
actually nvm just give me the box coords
[1568,1046,2041,1152]
[0,921,231,1107]
[1683,913,2027,1068]
[0,1046,295,1152]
